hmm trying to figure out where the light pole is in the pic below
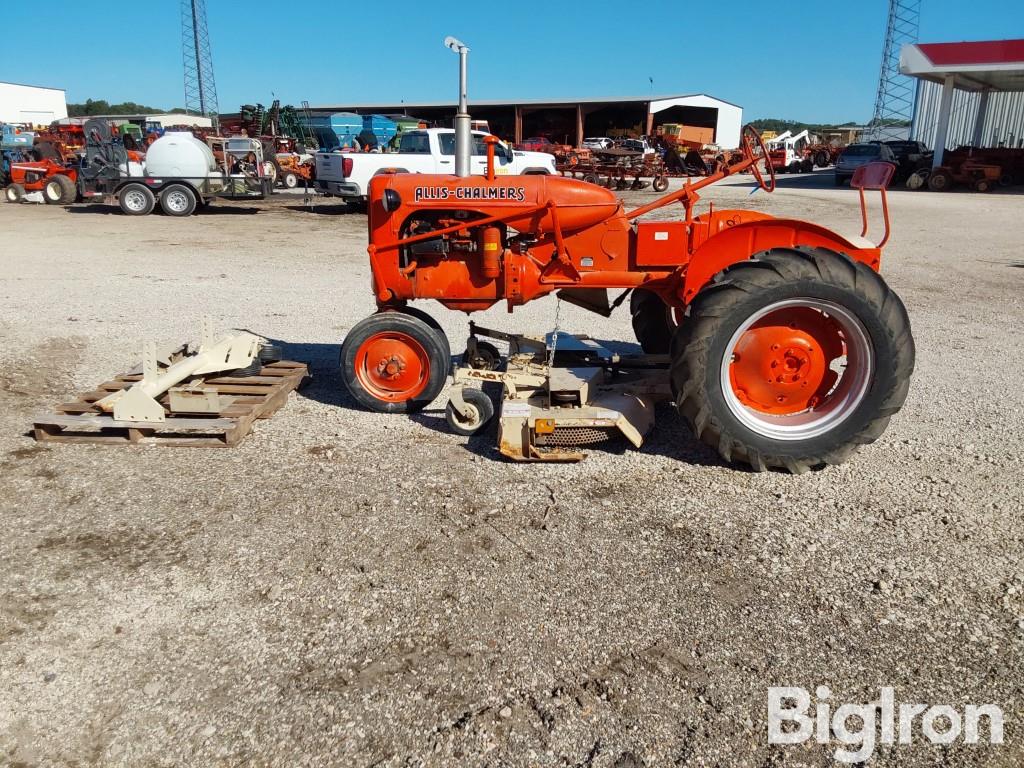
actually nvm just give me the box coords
[444,36,471,178]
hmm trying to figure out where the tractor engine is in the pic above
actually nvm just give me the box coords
[366,173,632,312]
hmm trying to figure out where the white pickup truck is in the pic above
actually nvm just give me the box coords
[314,128,557,205]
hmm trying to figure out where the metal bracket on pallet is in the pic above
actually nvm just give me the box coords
[95,321,263,424]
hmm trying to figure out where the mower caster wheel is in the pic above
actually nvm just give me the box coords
[259,343,283,363]
[463,340,502,370]
[119,183,156,215]
[445,388,495,436]
[341,311,449,413]
[4,183,25,203]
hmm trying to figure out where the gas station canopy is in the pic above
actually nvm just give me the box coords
[900,39,1024,167]
[900,39,1024,92]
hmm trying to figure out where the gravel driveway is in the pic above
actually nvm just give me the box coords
[1,174,1021,766]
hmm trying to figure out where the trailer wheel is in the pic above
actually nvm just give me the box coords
[119,183,156,215]
[631,288,680,354]
[445,388,495,436]
[652,175,669,192]
[670,248,914,473]
[4,183,25,203]
[160,184,197,216]
[341,311,449,413]
[281,172,298,189]
[43,174,75,205]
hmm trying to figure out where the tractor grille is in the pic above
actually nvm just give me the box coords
[535,426,613,446]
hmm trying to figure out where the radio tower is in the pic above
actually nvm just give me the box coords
[866,0,922,140]
[181,0,219,118]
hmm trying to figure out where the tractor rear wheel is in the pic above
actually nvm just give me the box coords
[43,174,75,205]
[670,248,914,473]
[340,311,449,413]
[5,183,25,203]
[119,183,155,215]
[160,184,197,216]
[631,288,680,354]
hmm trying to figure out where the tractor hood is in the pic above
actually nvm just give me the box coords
[377,173,622,234]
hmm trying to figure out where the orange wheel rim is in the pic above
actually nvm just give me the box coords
[354,331,430,402]
[722,299,873,440]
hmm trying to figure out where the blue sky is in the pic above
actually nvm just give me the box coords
[4,1,1022,123]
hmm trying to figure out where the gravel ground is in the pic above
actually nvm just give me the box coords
[1,173,1022,767]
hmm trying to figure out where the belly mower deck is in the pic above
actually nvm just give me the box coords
[447,323,672,461]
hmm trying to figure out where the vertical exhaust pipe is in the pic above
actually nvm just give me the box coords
[444,36,471,177]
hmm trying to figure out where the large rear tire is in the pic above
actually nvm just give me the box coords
[670,248,914,473]
[630,288,679,354]
[43,174,75,204]
[340,311,449,413]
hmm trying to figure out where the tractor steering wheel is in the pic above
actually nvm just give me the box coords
[741,124,776,193]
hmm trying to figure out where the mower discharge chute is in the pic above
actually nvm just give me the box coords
[339,42,914,473]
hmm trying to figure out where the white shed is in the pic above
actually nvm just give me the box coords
[0,82,67,125]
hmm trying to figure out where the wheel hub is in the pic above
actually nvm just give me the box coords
[731,323,831,415]
[355,333,429,400]
[721,300,872,441]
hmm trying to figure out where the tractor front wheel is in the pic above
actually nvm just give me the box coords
[340,311,450,413]
[281,172,298,189]
[670,248,914,472]
[5,183,25,203]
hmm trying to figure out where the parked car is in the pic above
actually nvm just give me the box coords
[583,137,613,150]
[883,140,931,181]
[619,138,656,156]
[834,143,896,186]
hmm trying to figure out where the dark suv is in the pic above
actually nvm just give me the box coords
[834,143,896,186]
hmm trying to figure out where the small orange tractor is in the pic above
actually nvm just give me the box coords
[4,158,77,204]
[338,41,914,472]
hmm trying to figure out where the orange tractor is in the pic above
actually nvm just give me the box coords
[339,41,914,472]
[4,158,77,204]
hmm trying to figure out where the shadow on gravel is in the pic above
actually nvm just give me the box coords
[66,204,262,216]
[260,337,748,468]
[282,204,361,216]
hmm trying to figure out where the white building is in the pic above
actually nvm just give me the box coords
[0,81,68,125]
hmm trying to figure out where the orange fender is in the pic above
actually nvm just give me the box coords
[680,217,881,303]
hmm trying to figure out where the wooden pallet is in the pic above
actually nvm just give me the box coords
[33,360,309,447]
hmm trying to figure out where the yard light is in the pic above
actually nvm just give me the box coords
[444,36,471,177]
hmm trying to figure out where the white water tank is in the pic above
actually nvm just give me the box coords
[144,133,217,178]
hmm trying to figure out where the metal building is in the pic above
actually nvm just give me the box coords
[0,81,68,125]
[312,94,743,149]
[902,39,1024,166]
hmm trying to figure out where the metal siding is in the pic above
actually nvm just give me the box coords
[912,79,1024,148]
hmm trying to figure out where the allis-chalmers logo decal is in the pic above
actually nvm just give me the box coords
[414,185,526,203]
